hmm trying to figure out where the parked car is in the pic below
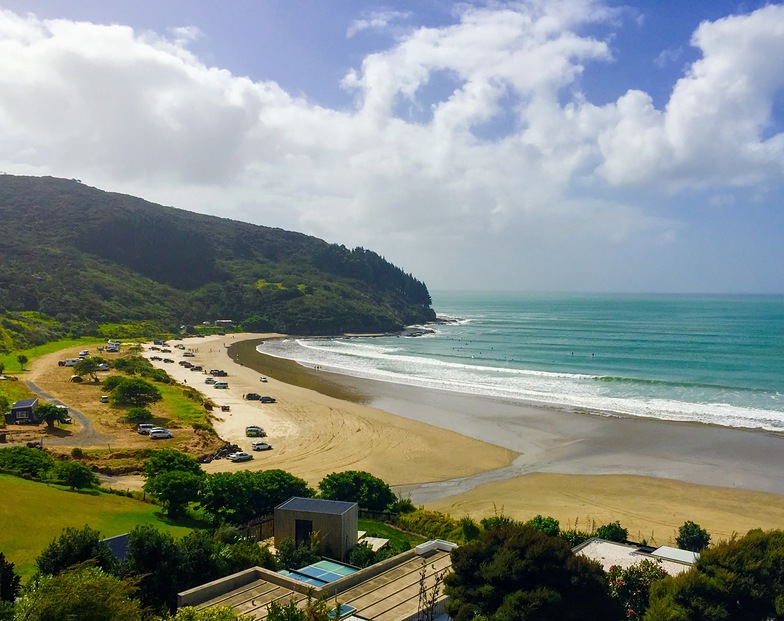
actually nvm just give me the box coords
[150,355,163,361]
[100,395,109,403]
[260,396,276,403]
[245,425,266,437]
[259,376,268,382]
[190,365,203,372]
[137,423,155,435]
[162,358,174,363]
[213,382,229,389]
[229,451,253,463]
[149,428,173,439]
[205,377,216,384]
[97,363,110,371]
[183,352,195,357]
[245,393,261,401]
[251,441,272,451]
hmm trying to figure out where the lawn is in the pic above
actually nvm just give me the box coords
[0,474,202,579]
[358,518,427,549]
[0,338,97,373]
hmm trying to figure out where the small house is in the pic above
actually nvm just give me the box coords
[274,497,358,560]
[5,398,40,425]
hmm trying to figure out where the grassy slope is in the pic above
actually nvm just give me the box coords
[0,474,198,579]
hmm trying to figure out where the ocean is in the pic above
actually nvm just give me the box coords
[257,292,784,432]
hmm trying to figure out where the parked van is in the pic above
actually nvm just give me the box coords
[213,382,229,389]
[59,358,79,367]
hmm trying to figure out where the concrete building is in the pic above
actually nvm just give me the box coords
[178,539,457,621]
[275,497,359,560]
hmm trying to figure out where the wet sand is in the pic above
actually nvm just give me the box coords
[145,333,784,541]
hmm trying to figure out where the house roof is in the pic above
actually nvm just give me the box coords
[651,545,700,565]
[101,533,130,561]
[180,541,456,620]
[573,538,696,576]
[276,497,357,515]
[12,398,38,409]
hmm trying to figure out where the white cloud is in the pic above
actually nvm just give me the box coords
[347,9,411,38]
[0,2,781,292]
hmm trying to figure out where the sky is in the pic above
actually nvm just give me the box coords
[0,1,782,294]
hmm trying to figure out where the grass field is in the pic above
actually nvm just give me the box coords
[0,474,202,579]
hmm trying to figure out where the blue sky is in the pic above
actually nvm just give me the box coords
[0,1,782,293]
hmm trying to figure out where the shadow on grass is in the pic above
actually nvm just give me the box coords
[152,510,210,530]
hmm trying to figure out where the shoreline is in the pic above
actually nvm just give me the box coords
[143,333,784,542]
[235,337,784,497]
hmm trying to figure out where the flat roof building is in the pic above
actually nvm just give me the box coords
[275,497,359,561]
[178,540,457,621]
[573,538,697,576]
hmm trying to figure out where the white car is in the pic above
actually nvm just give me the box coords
[251,441,272,451]
[229,451,253,462]
[149,428,173,439]
[205,377,216,384]
[259,376,268,382]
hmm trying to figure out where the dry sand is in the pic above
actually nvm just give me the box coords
[143,334,515,486]
[136,333,784,539]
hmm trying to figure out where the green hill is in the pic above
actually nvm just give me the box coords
[0,175,434,349]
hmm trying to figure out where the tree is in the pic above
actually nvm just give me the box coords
[645,528,784,621]
[13,566,143,621]
[675,520,711,552]
[526,514,561,537]
[317,470,395,511]
[0,552,20,603]
[122,525,184,612]
[73,356,105,382]
[51,461,98,490]
[16,355,27,371]
[595,521,628,543]
[144,470,202,517]
[444,523,622,621]
[0,362,5,376]
[36,525,116,576]
[36,403,71,429]
[608,559,668,620]
[201,469,312,524]
[276,539,319,571]
[143,448,203,479]
[125,407,153,424]
[0,446,55,479]
[109,377,162,408]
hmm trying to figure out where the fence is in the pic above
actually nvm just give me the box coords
[239,514,274,541]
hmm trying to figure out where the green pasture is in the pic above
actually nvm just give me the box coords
[0,474,201,579]
[0,338,97,373]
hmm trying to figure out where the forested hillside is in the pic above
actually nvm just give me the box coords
[0,175,434,349]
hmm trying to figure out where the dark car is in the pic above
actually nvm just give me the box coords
[245,393,261,401]
[190,365,203,371]
[260,396,276,403]
[162,358,174,363]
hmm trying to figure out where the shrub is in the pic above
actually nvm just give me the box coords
[36,525,116,576]
[317,470,395,511]
[595,521,628,543]
[675,521,711,552]
[125,407,153,424]
[0,446,55,478]
[396,510,461,541]
[608,559,668,619]
[526,514,560,537]
[51,461,97,490]
[70,447,84,459]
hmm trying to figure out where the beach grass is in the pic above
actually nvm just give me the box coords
[0,473,202,579]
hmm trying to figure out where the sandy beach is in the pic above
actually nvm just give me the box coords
[144,333,784,544]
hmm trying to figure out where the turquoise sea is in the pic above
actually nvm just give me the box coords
[257,292,784,431]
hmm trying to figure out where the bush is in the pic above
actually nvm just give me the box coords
[526,514,560,537]
[51,461,97,490]
[36,525,116,576]
[675,521,711,552]
[317,470,395,511]
[0,446,55,478]
[595,521,628,543]
[396,510,461,541]
[125,407,153,424]
[70,447,84,459]
[608,559,668,619]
